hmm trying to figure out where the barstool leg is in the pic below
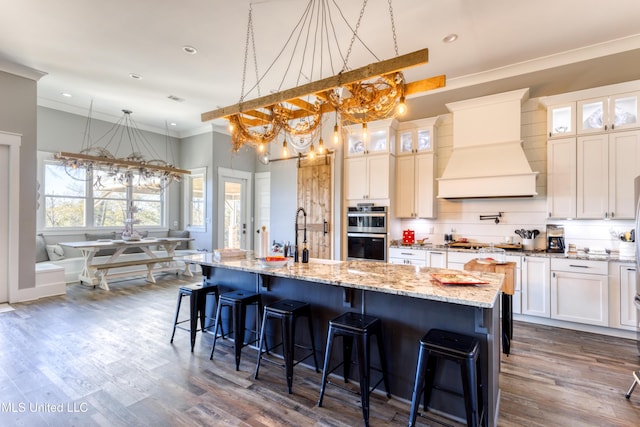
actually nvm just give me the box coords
[188,292,198,352]
[170,293,183,343]
[460,357,480,427]
[408,344,427,427]
[342,335,354,383]
[318,325,335,407]
[375,327,391,397]
[254,306,269,380]
[306,309,319,372]
[233,300,245,371]
[210,299,225,360]
[423,354,438,410]
[357,332,370,426]
[283,313,294,394]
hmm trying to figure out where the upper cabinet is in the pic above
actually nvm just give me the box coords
[546,88,640,138]
[577,92,640,134]
[345,118,397,157]
[547,103,576,138]
[396,118,436,156]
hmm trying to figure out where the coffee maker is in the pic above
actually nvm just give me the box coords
[546,224,565,253]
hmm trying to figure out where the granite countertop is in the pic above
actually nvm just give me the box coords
[389,244,635,263]
[178,254,503,309]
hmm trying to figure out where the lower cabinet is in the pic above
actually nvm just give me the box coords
[550,258,609,326]
[521,256,551,318]
[610,262,638,330]
[388,247,426,266]
[426,249,447,268]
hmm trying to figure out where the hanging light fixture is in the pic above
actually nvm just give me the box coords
[56,106,189,191]
[203,0,446,158]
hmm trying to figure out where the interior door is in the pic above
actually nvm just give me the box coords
[218,168,252,250]
[0,145,8,302]
[297,155,332,259]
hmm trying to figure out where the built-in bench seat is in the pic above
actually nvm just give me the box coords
[36,230,197,284]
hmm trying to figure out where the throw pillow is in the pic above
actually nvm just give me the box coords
[168,229,190,250]
[46,244,65,261]
[36,234,49,263]
[85,232,117,256]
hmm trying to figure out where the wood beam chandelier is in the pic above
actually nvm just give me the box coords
[201,0,446,157]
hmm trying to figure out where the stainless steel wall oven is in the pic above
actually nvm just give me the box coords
[347,205,387,262]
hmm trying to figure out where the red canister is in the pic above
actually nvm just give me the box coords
[402,230,415,245]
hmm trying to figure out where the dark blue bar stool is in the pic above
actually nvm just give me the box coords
[170,282,219,352]
[408,329,483,427]
[210,290,262,371]
[318,312,391,426]
[254,299,319,393]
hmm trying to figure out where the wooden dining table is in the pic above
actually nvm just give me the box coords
[60,237,193,290]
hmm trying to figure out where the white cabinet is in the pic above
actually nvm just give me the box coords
[345,154,392,201]
[550,258,608,326]
[506,255,522,315]
[426,249,447,268]
[547,103,576,138]
[576,130,640,219]
[388,247,447,268]
[345,118,397,157]
[395,153,435,218]
[521,256,550,318]
[548,130,640,220]
[547,137,577,218]
[396,118,436,156]
[619,264,637,329]
[447,251,477,271]
[388,247,426,266]
[577,91,640,134]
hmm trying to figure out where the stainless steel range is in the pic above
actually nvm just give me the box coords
[346,204,388,262]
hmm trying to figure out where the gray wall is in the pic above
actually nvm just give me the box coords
[36,107,182,232]
[0,70,37,290]
[179,128,255,251]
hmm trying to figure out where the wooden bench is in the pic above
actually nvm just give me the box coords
[94,257,174,289]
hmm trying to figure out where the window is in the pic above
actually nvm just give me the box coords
[184,167,206,231]
[42,159,166,229]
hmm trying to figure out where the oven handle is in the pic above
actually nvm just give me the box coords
[347,212,386,218]
[347,232,387,239]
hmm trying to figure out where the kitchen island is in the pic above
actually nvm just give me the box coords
[179,254,504,426]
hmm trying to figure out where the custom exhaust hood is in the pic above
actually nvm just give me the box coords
[437,88,539,199]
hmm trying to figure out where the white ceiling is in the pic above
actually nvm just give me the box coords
[2,0,640,138]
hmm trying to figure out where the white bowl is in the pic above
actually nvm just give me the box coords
[257,258,289,268]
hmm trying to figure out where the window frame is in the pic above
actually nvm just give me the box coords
[38,152,168,232]
[183,167,207,232]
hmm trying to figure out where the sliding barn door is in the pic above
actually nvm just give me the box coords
[297,156,332,259]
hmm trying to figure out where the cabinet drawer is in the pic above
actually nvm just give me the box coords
[388,247,427,261]
[447,252,477,264]
[550,258,608,275]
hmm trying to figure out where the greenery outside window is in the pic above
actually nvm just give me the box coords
[184,167,206,231]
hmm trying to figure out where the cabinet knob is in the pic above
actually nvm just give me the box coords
[610,212,615,219]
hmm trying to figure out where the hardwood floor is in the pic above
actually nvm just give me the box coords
[0,275,638,426]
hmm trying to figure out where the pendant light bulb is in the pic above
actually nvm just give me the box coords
[258,142,265,153]
[309,143,315,159]
[228,122,234,132]
[282,139,288,157]
[318,137,324,154]
[362,122,368,141]
[396,96,407,115]
[333,123,339,144]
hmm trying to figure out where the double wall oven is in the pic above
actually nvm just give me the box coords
[347,205,388,262]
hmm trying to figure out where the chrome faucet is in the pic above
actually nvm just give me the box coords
[294,207,309,263]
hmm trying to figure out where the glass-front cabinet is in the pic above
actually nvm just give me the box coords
[396,117,437,155]
[547,103,576,138]
[345,118,397,157]
[577,91,640,134]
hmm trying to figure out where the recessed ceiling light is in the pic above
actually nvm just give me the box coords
[129,73,143,80]
[169,122,177,126]
[442,33,458,43]
[61,92,72,97]
[182,45,197,55]
[167,95,185,102]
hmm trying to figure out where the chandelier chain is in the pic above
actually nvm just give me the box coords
[250,7,261,97]
[387,0,399,56]
[239,5,253,102]
[342,0,368,71]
